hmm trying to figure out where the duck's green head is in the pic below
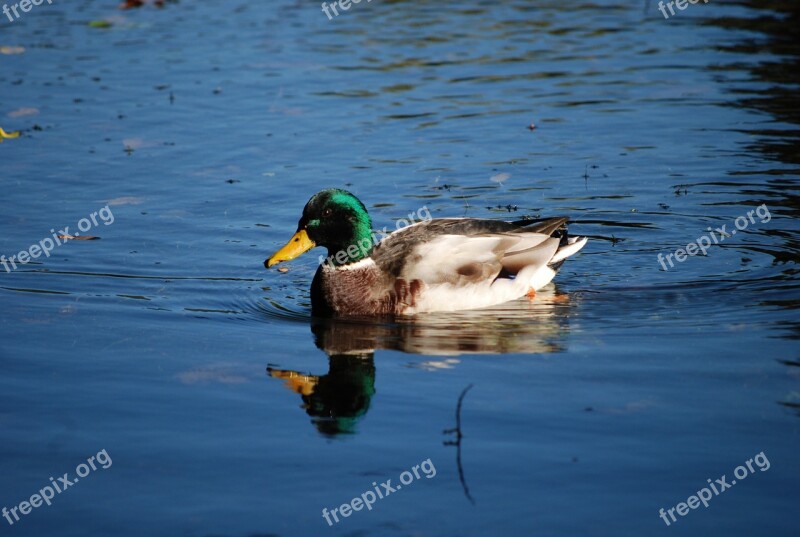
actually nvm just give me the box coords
[266,189,374,268]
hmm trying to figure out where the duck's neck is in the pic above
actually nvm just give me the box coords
[326,220,374,267]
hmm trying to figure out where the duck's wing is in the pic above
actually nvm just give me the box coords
[371,218,568,286]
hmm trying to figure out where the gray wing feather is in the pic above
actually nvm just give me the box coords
[372,217,569,281]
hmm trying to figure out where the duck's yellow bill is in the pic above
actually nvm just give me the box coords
[267,367,319,396]
[266,229,315,268]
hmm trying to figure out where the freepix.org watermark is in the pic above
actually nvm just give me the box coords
[657,0,709,20]
[658,451,770,527]
[321,0,372,20]
[1,205,114,273]
[2,449,112,526]
[2,0,53,24]
[322,458,436,527]
[657,204,771,271]
[317,205,431,268]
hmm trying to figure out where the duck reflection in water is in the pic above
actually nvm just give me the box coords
[268,287,577,436]
[268,353,375,436]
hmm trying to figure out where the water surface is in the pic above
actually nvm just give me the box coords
[1,1,798,536]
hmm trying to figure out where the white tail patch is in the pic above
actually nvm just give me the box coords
[549,237,588,265]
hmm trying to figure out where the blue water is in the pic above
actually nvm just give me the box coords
[1,1,798,535]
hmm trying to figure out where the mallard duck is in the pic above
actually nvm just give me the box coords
[266,189,587,316]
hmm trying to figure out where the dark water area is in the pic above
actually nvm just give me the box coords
[1,1,798,536]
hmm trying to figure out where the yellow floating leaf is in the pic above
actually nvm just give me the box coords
[0,127,20,141]
[0,46,25,55]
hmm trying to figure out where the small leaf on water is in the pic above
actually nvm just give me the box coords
[58,235,100,241]
[122,138,146,149]
[0,127,20,141]
[8,108,38,118]
[107,196,144,206]
[0,46,25,55]
[119,0,145,9]
[88,20,113,28]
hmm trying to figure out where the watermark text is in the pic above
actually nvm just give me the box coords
[1,205,114,273]
[2,449,112,526]
[657,204,770,271]
[658,451,770,526]
[322,458,436,527]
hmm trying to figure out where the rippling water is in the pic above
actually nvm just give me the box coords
[1,1,798,536]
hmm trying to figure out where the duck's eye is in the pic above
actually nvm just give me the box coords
[322,208,333,217]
